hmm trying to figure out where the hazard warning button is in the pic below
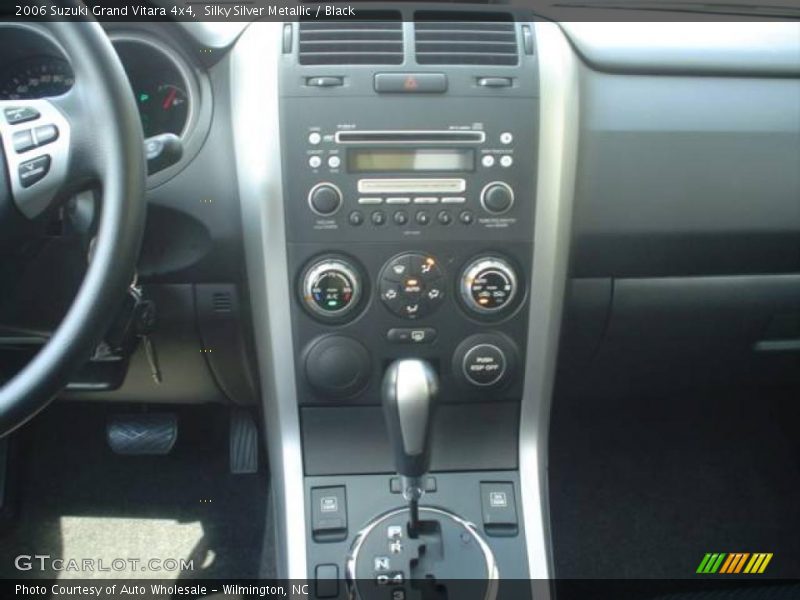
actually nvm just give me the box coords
[374,73,448,94]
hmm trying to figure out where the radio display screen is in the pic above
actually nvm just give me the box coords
[348,148,475,173]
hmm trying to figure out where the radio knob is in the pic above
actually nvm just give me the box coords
[301,257,362,320]
[480,182,514,214]
[308,182,342,216]
[460,256,519,316]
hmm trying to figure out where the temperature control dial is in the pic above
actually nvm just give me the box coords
[301,258,362,320]
[460,256,519,316]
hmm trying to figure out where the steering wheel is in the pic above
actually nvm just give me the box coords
[0,20,146,436]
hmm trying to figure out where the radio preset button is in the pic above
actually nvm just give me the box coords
[328,155,341,169]
[308,155,322,169]
[371,210,387,226]
[481,155,495,168]
[308,183,342,216]
[415,211,430,226]
[393,211,408,226]
[308,132,322,145]
[348,211,364,226]
[437,210,452,225]
[460,210,474,225]
[500,155,513,168]
[481,182,514,214]
[500,132,513,144]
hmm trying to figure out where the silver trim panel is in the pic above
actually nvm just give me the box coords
[230,22,307,579]
[358,178,466,194]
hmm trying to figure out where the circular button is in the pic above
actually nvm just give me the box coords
[460,256,519,316]
[459,210,474,225]
[304,335,371,398]
[393,210,408,225]
[437,210,452,225]
[308,182,342,216]
[415,211,430,226]
[481,155,495,168]
[379,253,445,319]
[301,257,362,320]
[348,210,363,226]
[308,155,322,169]
[500,132,513,145]
[480,182,514,214]
[328,155,341,169]
[500,155,513,168]
[371,210,386,226]
[462,344,507,387]
[308,132,322,145]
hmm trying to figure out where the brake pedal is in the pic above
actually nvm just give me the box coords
[107,413,177,455]
[230,408,259,474]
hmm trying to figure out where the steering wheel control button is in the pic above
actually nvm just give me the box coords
[4,106,40,125]
[463,344,506,387]
[301,257,362,321]
[12,130,35,153]
[386,328,437,344]
[480,482,519,536]
[308,182,342,216]
[379,253,445,319]
[34,124,59,146]
[461,256,519,316]
[480,181,515,214]
[18,155,51,188]
[311,486,348,542]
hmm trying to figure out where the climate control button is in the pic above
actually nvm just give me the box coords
[460,256,519,316]
[379,253,444,320]
[308,182,342,216]
[301,257,362,320]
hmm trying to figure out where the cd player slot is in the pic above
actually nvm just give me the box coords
[335,130,485,144]
[357,178,467,194]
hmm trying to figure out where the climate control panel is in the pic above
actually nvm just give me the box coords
[379,253,445,320]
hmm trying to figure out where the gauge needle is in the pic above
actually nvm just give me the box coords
[162,87,177,110]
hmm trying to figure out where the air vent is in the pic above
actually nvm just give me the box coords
[414,12,518,66]
[298,12,403,66]
[212,292,233,313]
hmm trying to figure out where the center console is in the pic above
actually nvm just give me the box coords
[232,13,579,600]
[278,12,538,599]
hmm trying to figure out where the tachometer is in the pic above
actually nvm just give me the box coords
[0,57,74,100]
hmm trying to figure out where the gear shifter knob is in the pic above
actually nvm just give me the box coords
[382,359,438,497]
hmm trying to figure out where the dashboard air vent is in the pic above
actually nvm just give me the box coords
[298,12,403,66]
[414,12,518,66]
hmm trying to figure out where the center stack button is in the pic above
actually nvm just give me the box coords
[379,253,445,319]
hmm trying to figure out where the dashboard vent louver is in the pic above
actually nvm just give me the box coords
[414,12,519,66]
[298,12,403,65]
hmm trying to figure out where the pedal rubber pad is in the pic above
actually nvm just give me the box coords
[107,413,177,455]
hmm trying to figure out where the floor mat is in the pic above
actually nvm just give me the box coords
[549,387,800,583]
[0,403,270,580]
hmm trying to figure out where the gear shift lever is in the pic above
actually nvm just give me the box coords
[382,359,438,536]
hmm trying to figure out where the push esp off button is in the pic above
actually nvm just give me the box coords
[462,344,506,387]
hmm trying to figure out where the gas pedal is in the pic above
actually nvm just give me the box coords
[107,413,177,455]
[230,408,259,474]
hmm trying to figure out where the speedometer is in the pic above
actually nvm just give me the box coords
[0,57,74,100]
